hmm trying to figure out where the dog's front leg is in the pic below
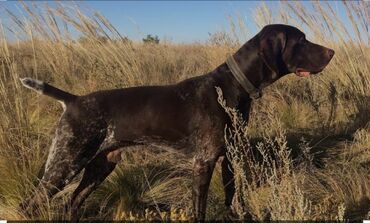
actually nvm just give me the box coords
[192,156,217,221]
[221,156,235,207]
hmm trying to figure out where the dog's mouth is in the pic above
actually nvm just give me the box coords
[295,67,325,77]
[295,68,311,77]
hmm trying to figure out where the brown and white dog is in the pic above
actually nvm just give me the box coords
[20,24,334,221]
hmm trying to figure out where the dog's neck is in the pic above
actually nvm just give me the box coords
[211,47,277,102]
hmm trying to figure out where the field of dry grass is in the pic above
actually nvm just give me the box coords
[0,1,369,221]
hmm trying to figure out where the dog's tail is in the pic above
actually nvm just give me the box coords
[20,77,77,102]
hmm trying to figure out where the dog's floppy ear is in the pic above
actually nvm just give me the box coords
[258,26,287,76]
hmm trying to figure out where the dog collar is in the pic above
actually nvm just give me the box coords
[226,56,262,99]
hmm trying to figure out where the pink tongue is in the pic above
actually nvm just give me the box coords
[296,69,311,77]
[299,71,310,77]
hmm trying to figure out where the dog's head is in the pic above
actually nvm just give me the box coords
[257,24,334,79]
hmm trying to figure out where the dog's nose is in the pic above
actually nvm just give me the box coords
[327,49,335,58]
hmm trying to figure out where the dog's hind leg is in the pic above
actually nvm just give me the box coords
[20,117,103,216]
[69,150,118,221]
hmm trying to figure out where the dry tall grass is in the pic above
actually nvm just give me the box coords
[0,1,369,221]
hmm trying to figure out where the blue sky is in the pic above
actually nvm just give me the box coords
[0,1,349,43]
[80,1,262,42]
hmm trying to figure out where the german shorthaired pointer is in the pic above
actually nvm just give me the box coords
[20,24,334,220]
